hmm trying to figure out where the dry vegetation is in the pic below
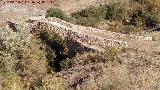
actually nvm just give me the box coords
[0,0,160,90]
[48,0,160,34]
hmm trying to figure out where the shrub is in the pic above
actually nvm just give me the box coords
[0,24,48,89]
[107,21,124,33]
[123,25,140,34]
[132,0,160,13]
[0,38,6,51]
[72,6,107,27]
[129,0,160,28]
[74,52,102,65]
[46,8,68,20]
[128,7,158,28]
[60,58,74,70]
[36,29,69,71]
[102,47,120,62]
[105,2,128,21]
[72,3,128,27]
[129,9,144,27]
[37,29,67,51]
[47,1,160,33]
[143,12,158,28]
[72,1,160,31]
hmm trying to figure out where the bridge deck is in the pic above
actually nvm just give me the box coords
[29,16,152,51]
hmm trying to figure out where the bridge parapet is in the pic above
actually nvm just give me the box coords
[28,16,153,51]
[29,17,128,51]
[45,17,153,41]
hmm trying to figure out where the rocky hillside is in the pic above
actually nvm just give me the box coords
[0,0,160,90]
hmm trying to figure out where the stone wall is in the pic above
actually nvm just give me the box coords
[32,16,152,41]
[28,16,153,51]
[46,17,152,41]
[28,17,128,51]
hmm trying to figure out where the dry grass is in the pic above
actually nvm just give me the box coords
[1,73,24,90]
[1,23,159,90]
[126,32,160,52]
[0,1,160,90]
[72,46,160,90]
[41,74,66,90]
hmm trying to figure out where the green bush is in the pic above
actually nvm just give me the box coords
[36,29,69,71]
[46,8,75,24]
[128,0,160,28]
[129,10,144,27]
[143,12,158,28]
[72,2,128,27]
[37,29,67,51]
[105,2,128,21]
[132,0,160,13]
[128,7,158,28]
[47,1,160,33]
[123,25,140,34]
[72,6,107,27]
[46,8,67,20]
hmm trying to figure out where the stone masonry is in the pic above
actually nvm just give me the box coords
[28,16,152,51]
[29,16,128,51]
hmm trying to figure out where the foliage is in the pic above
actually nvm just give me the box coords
[105,2,128,21]
[73,52,102,66]
[46,8,75,23]
[42,75,66,90]
[1,74,24,90]
[128,7,158,28]
[72,6,107,27]
[46,8,67,20]
[131,0,160,13]
[36,29,69,71]
[72,2,128,27]
[128,0,160,28]
[46,1,160,33]
[70,0,160,32]
[60,58,74,70]
[37,29,67,51]
[0,24,48,89]
[123,25,140,34]
[103,47,120,62]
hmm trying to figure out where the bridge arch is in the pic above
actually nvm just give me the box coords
[28,17,128,52]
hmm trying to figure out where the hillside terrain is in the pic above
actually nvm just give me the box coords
[0,0,160,90]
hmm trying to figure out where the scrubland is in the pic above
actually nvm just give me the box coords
[0,0,160,90]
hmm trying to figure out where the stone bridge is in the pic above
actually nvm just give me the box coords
[28,16,152,51]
